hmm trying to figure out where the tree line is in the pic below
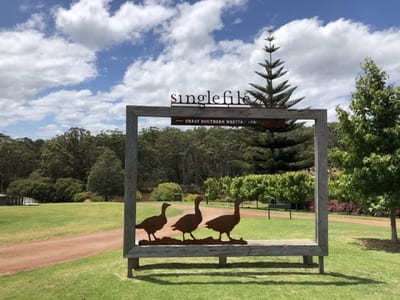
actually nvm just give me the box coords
[2,124,337,195]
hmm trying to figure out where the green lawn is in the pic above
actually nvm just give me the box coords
[1,216,399,299]
[0,202,182,245]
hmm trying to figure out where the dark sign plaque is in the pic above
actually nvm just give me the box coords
[171,117,286,128]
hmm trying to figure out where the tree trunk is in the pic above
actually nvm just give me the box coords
[390,209,398,243]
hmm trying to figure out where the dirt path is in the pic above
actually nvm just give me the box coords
[0,204,397,276]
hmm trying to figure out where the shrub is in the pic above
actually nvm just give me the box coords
[328,171,360,202]
[73,191,103,202]
[279,172,314,207]
[184,193,199,202]
[206,172,314,208]
[136,190,143,202]
[204,178,219,201]
[149,182,182,202]
[7,173,55,202]
[55,178,84,202]
[230,176,244,201]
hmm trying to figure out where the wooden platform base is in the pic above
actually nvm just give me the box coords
[126,239,326,277]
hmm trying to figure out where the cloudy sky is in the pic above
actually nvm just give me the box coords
[1,0,400,139]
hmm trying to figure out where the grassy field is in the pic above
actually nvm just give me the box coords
[0,202,182,245]
[1,215,399,299]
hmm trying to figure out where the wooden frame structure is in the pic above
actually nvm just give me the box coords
[124,106,328,277]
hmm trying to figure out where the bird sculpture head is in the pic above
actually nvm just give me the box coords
[195,196,203,204]
[162,203,171,209]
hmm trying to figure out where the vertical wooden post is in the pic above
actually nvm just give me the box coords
[127,258,134,278]
[315,111,328,256]
[303,255,313,267]
[318,256,324,274]
[219,256,227,267]
[124,110,138,262]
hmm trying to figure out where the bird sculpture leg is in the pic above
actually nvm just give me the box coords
[218,232,222,241]
[152,233,158,240]
[190,232,196,240]
[227,232,232,241]
[147,233,151,241]
[182,233,185,241]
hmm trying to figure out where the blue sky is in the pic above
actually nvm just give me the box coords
[1,0,400,139]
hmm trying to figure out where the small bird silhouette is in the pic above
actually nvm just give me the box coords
[136,203,170,241]
[205,199,242,241]
[171,196,203,241]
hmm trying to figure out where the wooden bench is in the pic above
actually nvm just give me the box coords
[127,239,324,276]
[267,202,292,219]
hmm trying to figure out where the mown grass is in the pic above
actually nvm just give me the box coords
[0,202,182,245]
[1,216,399,299]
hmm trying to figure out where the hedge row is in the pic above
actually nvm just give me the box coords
[7,174,85,203]
[204,172,314,206]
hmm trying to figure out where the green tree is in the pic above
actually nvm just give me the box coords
[55,178,84,202]
[87,148,124,201]
[0,136,42,192]
[40,127,98,182]
[335,58,400,243]
[95,130,125,168]
[245,30,312,174]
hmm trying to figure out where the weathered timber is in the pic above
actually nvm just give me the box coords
[124,111,137,257]
[315,110,328,255]
[127,239,323,258]
[127,106,324,120]
[319,256,324,274]
[219,256,227,267]
[124,106,328,276]
[303,255,313,267]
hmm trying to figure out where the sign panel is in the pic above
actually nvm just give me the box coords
[171,117,286,128]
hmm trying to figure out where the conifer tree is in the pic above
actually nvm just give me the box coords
[245,30,313,174]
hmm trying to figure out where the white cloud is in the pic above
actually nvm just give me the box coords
[162,0,246,59]
[15,13,46,31]
[274,18,400,118]
[106,16,400,132]
[55,0,175,50]
[0,28,96,127]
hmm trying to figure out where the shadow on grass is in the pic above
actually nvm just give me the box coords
[133,262,382,286]
[357,238,400,253]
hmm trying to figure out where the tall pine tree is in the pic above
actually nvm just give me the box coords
[245,30,312,174]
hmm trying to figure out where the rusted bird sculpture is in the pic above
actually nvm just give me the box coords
[171,196,203,241]
[205,199,242,241]
[136,203,171,241]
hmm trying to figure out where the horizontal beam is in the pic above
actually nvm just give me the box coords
[127,106,324,120]
[127,239,324,258]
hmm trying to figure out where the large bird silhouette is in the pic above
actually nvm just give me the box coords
[171,196,203,240]
[136,203,170,241]
[205,199,242,241]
